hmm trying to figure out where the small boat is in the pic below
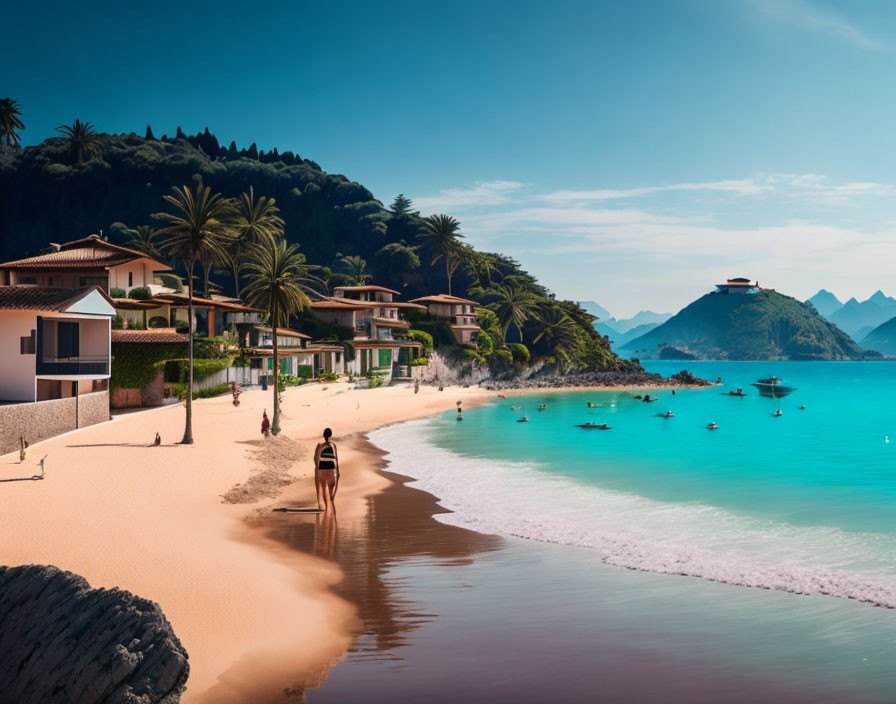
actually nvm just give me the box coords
[587,401,597,408]
[511,405,523,411]
[642,394,657,403]
[576,422,611,430]
[517,416,529,423]
[706,422,719,430]
[772,409,783,417]
[537,404,547,411]
[657,411,674,418]
[725,388,747,397]
[751,377,798,398]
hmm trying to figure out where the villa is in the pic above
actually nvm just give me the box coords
[0,286,115,454]
[410,294,481,345]
[0,235,171,294]
[715,278,761,294]
[0,234,264,336]
[308,285,425,379]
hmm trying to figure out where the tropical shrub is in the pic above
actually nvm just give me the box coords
[463,348,487,365]
[411,356,429,366]
[111,314,124,330]
[109,341,188,389]
[319,370,339,382]
[407,329,434,355]
[472,329,494,355]
[175,320,189,334]
[493,348,514,365]
[506,342,530,365]
[110,287,126,298]
[148,315,168,328]
[128,286,152,300]
[296,364,313,379]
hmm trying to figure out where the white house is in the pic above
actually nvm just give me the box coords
[0,286,115,402]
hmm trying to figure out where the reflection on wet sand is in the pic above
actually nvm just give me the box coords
[266,463,501,664]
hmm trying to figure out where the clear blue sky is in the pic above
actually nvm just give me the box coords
[7,0,896,316]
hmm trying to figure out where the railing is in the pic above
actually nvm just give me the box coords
[37,355,109,376]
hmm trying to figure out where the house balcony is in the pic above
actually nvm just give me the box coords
[37,355,110,376]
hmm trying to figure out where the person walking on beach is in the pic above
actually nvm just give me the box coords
[261,410,270,437]
[314,428,339,511]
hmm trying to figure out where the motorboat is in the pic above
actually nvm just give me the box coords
[751,377,798,397]
[575,422,611,430]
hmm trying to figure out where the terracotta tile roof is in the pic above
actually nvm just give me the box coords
[252,325,311,339]
[111,329,190,343]
[310,298,377,310]
[0,285,113,311]
[333,285,401,295]
[152,293,259,312]
[0,236,169,271]
[410,294,481,306]
[305,342,345,352]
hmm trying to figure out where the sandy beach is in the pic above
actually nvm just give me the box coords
[0,381,489,701]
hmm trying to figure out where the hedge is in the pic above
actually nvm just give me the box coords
[296,364,313,379]
[110,287,126,298]
[172,383,232,400]
[156,273,183,292]
[110,341,188,389]
[128,286,152,300]
[163,357,232,384]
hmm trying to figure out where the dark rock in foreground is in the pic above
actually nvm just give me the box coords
[0,564,188,704]
[481,369,713,390]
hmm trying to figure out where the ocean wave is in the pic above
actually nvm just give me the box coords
[370,419,896,609]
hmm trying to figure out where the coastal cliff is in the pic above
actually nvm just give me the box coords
[0,564,188,704]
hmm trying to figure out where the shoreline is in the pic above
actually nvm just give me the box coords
[0,380,492,702]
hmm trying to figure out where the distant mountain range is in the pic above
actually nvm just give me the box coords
[580,302,673,350]
[806,290,896,340]
[620,288,862,361]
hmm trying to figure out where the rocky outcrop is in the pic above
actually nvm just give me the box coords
[0,564,188,704]
[481,368,713,390]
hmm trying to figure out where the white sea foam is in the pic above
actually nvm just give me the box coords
[370,419,896,609]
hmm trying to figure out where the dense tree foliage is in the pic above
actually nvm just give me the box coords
[0,122,627,372]
[0,99,24,146]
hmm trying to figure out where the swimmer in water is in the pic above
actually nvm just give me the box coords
[706,421,718,430]
[773,409,783,417]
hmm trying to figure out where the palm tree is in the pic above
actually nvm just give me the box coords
[532,307,585,371]
[418,214,464,295]
[337,254,372,284]
[55,119,103,164]
[124,225,164,261]
[242,236,314,435]
[154,184,237,444]
[231,187,285,297]
[487,283,540,342]
[0,99,24,146]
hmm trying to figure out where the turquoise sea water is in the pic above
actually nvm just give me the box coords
[373,361,896,607]
[345,362,896,701]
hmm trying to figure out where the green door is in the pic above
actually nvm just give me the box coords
[378,348,392,368]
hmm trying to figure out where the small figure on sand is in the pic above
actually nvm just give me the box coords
[261,410,270,437]
[314,428,340,511]
[414,379,420,394]
[19,436,28,462]
[154,432,161,446]
[231,383,242,407]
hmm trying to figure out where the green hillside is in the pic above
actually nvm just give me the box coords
[859,317,896,355]
[0,125,624,373]
[620,289,862,360]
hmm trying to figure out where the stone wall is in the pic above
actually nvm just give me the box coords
[0,564,189,703]
[0,391,109,456]
[78,390,110,427]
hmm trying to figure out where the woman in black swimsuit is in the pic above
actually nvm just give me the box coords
[314,428,339,510]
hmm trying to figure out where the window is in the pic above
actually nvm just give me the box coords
[20,331,35,354]
[128,271,133,287]
[19,276,37,285]
[56,322,79,360]
[78,276,107,288]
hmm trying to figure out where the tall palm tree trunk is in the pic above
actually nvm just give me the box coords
[446,257,452,296]
[231,257,241,299]
[182,258,195,444]
[271,301,281,435]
